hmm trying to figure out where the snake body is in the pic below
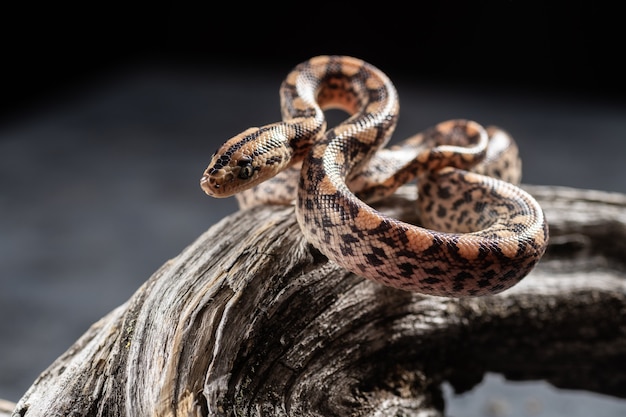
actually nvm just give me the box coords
[200,55,548,297]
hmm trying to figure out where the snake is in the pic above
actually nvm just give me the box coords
[200,55,548,297]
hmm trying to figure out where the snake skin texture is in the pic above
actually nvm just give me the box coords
[200,55,549,297]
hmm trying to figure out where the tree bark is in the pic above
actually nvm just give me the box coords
[9,185,626,417]
[1,400,15,417]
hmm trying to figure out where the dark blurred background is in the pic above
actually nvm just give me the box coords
[3,1,624,120]
[1,1,625,414]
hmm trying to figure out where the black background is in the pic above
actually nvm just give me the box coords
[3,0,623,123]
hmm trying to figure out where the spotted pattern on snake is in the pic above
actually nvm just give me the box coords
[200,55,549,297]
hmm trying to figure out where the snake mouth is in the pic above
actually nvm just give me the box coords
[200,171,236,197]
[200,173,222,197]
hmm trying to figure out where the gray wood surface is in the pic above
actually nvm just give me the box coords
[9,184,626,416]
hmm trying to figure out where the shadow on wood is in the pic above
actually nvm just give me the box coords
[9,185,626,416]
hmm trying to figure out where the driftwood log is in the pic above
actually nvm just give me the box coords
[7,184,626,416]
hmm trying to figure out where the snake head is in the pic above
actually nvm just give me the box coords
[200,126,293,197]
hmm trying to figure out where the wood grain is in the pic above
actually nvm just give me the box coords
[8,185,626,416]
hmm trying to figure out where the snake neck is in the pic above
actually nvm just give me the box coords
[284,56,400,181]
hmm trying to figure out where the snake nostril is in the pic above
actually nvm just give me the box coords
[200,173,222,194]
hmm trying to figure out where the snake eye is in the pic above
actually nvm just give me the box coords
[238,162,254,180]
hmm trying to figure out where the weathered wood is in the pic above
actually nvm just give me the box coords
[0,400,15,417]
[9,185,626,416]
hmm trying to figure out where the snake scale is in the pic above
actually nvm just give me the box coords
[200,55,548,297]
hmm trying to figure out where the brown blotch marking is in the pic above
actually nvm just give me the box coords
[439,150,455,160]
[455,235,481,260]
[338,56,364,77]
[331,123,360,142]
[285,69,301,86]
[436,119,458,132]
[406,229,436,252]
[309,55,331,71]
[463,171,487,185]
[355,206,384,230]
[497,239,520,258]
[416,151,431,164]
[461,152,477,162]
[317,174,339,196]
[292,96,312,112]
[365,73,387,90]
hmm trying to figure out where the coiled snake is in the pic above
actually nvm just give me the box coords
[200,55,548,297]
